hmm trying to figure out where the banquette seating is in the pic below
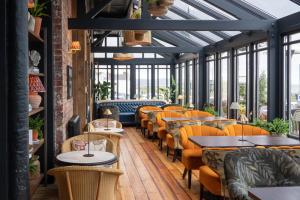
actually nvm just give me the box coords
[95,100,166,125]
[224,124,269,136]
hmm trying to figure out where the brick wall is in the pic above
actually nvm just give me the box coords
[52,0,73,154]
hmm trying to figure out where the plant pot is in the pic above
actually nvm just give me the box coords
[160,0,174,7]
[135,32,145,41]
[28,15,35,32]
[34,17,42,36]
[32,129,39,141]
[29,93,42,109]
[148,4,168,16]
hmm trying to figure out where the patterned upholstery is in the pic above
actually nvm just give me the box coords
[96,100,166,125]
[224,148,300,200]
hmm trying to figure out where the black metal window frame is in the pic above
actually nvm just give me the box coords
[218,51,230,117]
[114,65,130,100]
[154,64,171,100]
[206,54,216,106]
[136,64,152,99]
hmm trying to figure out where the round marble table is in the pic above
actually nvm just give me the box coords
[56,151,118,166]
[93,127,124,133]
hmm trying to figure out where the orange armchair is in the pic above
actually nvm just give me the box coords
[184,110,213,118]
[179,125,226,189]
[224,124,269,136]
[139,106,162,137]
[162,105,185,111]
[156,111,184,150]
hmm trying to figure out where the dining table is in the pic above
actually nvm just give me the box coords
[93,127,124,134]
[56,150,118,166]
[248,186,300,200]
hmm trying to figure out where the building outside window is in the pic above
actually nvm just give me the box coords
[114,65,130,99]
[283,32,300,136]
[235,46,249,114]
[136,65,152,99]
[254,42,268,120]
[219,52,229,117]
[206,55,215,106]
[181,63,186,104]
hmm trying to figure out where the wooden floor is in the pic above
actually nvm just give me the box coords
[33,127,201,200]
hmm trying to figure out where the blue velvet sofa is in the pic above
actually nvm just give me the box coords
[95,100,166,125]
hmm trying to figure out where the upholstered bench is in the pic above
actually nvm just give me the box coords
[95,100,166,125]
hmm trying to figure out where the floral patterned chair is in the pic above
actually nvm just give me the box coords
[224,148,300,200]
[139,106,162,137]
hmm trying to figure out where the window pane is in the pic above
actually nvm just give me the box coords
[155,65,170,100]
[237,53,247,112]
[136,65,151,99]
[221,57,228,117]
[188,61,193,104]
[208,59,215,106]
[181,63,186,104]
[257,50,268,120]
[114,65,130,100]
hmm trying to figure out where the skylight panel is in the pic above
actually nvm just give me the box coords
[153,37,176,47]
[240,0,300,18]
[176,31,209,46]
[174,0,215,20]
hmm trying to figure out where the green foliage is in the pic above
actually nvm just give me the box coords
[94,81,111,100]
[253,118,289,136]
[29,0,49,17]
[29,115,44,139]
[146,0,160,3]
[203,104,217,116]
[131,8,142,19]
[29,155,39,174]
[159,87,169,101]
[170,75,177,103]
[258,71,267,105]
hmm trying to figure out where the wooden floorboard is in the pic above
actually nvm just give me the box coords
[33,127,200,200]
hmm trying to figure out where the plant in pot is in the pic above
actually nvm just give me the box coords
[29,0,48,37]
[203,104,217,116]
[146,0,174,16]
[94,81,111,101]
[29,115,44,142]
[131,8,147,41]
[159,87,170,101]
[267,118,289,136]
[29,155,40,179]
[169,75,177,103]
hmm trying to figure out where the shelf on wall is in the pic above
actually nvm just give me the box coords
[29,107,44,117]
[28,31,44,43]
[29,173,44,198]
[31,139,45,155]
[29,72,45,77]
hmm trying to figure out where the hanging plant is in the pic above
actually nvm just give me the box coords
[131,8,147,41]
[145,0,174,16]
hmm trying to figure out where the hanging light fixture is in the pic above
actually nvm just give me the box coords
[67,40,81,54]
[112,53,134,61]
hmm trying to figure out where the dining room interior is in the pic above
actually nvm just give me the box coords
[2,0,300,200]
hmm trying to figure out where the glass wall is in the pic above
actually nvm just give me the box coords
[188,60,194,105]
[136,65,152,99]
[283,32,300,136]
[94,65,112,100]
[235,46,249,113]
[219,52,229,117]
[155,65,170,100]
[181,63,186,104]
[254,42,268,120]
[114,65,130,99]
[207,55,215,106]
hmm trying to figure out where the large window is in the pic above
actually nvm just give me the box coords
[207,55,215,106]
[254,42,268,120]
[235,46,249,113]
[219,52,229,117]
[136,65,152,99]
[94,65,112,100]
[114,65,130,99]
[181,63,186,104]
[188,60,194,105]
[283,32,300,136]
[155,65,170,100]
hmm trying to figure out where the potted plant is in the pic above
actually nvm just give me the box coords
[267,118,289,136]
[170,75,177,103]
[29,0,48,36]
[29,115,44,142]
[203,104,217,116]
[29,155,40,179]
[146,0,173,16]
[131,8,147,41]
[94,81,111,101]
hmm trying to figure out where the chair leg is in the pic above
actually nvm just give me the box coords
[188,170,192,189]
[160,139,163,151]
[173,149,178,162]
[166,146,169,157]
[200,184,204,200]
[182,168,188,179]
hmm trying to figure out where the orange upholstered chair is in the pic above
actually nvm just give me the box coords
[224,124,269,136]
[156,111,184,150]
[139,106,162,136]
[162,105,185,111]
[184,110,213,118]
[179,125,226,188]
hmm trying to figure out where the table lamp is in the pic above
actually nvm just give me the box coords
[177,95,184,106]
[230,102,246,141]
[83,124,94,157]
[29,75,45,109]
[104,109,112,130]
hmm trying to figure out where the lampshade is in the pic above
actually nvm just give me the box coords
[29,75,45,93]
[28,0,35,8]
[177,95,184,100]
[113,53,134,61]
[123,31,152,46]
[230,102,240,110]
[103,109,112,115]
[294,110,300,122]
[70,41,81,51]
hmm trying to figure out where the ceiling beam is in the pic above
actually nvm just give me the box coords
[92,31,111,47]
[169,6,230,39]
[152,31,198,47]
[94,58,175,65]
[291,0,300,6]
[205,0,267,19]
[68,18,274,31]
[85,0,113,19]
[91,46,201,53]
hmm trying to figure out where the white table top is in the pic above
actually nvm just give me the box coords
[56,151,117,166]
[93,127,124,133]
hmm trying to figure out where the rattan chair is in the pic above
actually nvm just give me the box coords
[48,166,123,200]
[89,118,123,131]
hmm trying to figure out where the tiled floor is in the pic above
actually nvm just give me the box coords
[33,127,201,200]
